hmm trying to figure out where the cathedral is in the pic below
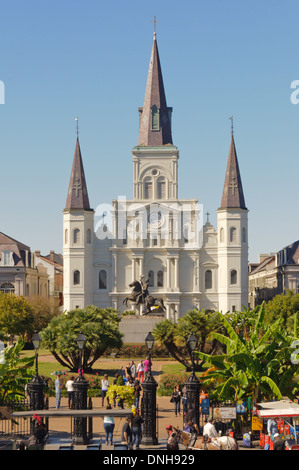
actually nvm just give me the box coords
[62,33,249,319]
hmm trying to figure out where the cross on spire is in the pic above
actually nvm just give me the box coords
[75,116,79,136]
[229,116,234,136]
[150,16,159,36]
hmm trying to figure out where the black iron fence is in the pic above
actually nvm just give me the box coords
[0,397,49,438]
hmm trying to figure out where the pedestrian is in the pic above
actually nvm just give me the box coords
[130,361,137,380]
[121,416,132,448]
[101,374,109,407]
[65,375,75,409]
[184,415,200,435]
[267,418,279,442]
[171,384,182,416]
[137,361,144,383]
[203,417,218,438]
[55,375,62,409]
[102,405,115,446]
[273,432,286,450]
[182,386,187,416]
[126,363,132,379]
[134,379,142,410]
[143,356,152,378]
[131,409,143,450]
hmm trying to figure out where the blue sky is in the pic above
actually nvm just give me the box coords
[0,0,298,263]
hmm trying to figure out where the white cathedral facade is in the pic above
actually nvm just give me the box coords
[63,33,249,319]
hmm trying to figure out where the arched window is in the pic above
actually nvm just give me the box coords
[87,229,91,244]
[242,227,246,243]
[205,270,212,289]
[157,178,166,199]
[157,270,164,287]
[99,270,107,289]
[220,228,224,243]
[65,229,68,244]
[0,282,15,294]
[144,178,153,199]
[73,270,80,285]
[230,227,237,243]
[148,270,154,287]
[230,269,237,285]
[73,229,80,244]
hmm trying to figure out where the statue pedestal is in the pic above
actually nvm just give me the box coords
[119,315,164,343]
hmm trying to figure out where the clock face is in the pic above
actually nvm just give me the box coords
[148,211,163,227]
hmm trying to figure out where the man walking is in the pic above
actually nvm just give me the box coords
[55,375,62,409]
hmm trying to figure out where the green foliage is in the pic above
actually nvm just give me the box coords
[264,290,299,332]
[41,306,123,372]
[152,309,224,371]
[195,304,299,402]
[0,338,34,402]
[106,385,135,407]
[0,292,34,339]
[157,372,189,396]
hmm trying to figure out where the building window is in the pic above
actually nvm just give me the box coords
[242,227,246,243]
[73,270,80,285]
[0,282,15,294]
[99,270,107,289]
[65,229,68,244]
[151,105,159,130]
[230,227,237,243]
[87,229,91,244]
[157,178,166,199]
[205,270,212,289]
[148,270,154,287]
[157,270,164,287]
[73,229,80,244]
[230,269,237,285]
[144,179,153,199]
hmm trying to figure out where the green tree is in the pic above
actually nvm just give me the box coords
[0,293,34,340]
[41,306,123,372]
[264,290,299,332]
[28,295,61,332]
[0,338,34,403]
[195,304,299,402]
[152,309,224,371]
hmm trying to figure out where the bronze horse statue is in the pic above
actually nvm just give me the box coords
[123,277,166,315]
[167,427,238,450]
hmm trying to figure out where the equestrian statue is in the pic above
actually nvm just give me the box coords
[123,275,166,315]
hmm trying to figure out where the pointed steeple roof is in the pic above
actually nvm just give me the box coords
[138,33,173,146]
[65,137,91,211]
[220,133,246,210]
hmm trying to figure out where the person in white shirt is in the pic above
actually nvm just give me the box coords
[137,362,144,383]
[101,374,109,407]
[65,376,75,409]
[203,417,218,438]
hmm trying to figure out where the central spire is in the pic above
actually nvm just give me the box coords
[138,33,173,146]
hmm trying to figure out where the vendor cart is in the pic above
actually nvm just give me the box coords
[257,400,299,450]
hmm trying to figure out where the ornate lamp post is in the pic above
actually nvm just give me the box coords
[73,332,89,445]
[141,332,158,446]
[27,331,45,411]
[184,332,200,428]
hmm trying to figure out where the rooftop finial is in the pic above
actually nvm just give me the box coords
[229,116,234,136]
[150,16,159,38]
[75,116,79,137]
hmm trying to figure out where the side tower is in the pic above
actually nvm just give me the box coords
[217,131,248,313]
[63,137,94,311]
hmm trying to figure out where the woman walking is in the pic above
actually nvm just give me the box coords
[171,384,182,417]
[137,361,144,383]
[102,405,115,446]
[101,374,109,407]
